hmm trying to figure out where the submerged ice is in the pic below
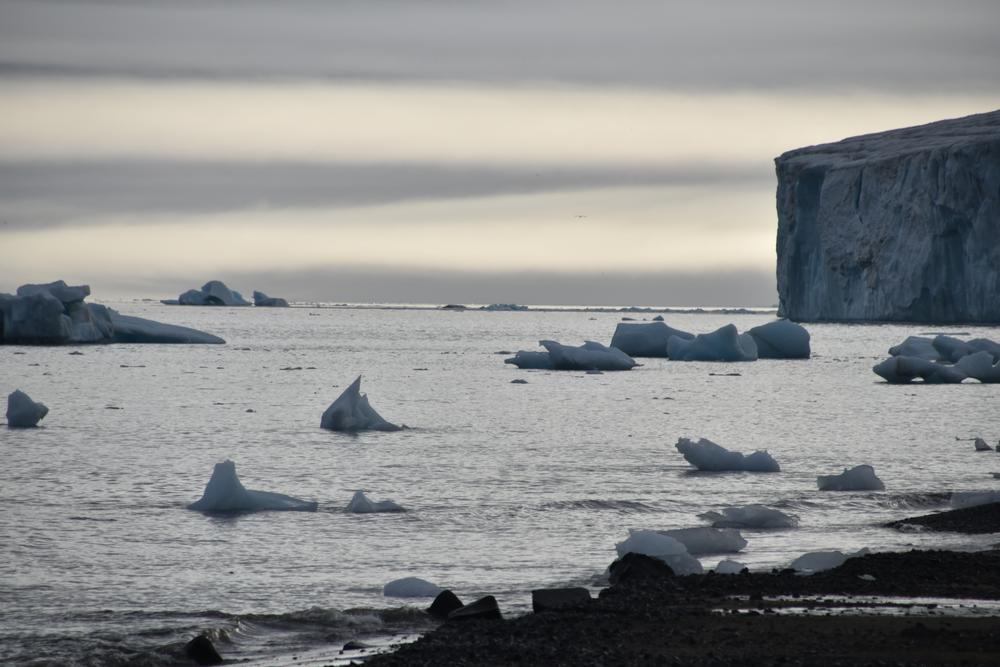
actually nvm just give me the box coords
[321,376,402,432]
[346,490,405,513]
[675,437,780,472]
[6,389,49,428]
[187,460,318,512]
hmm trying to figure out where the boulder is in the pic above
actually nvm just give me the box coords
[184,635,223,666]
[448,595,502,621]
[427,590,464,619]
[607,552,676,585]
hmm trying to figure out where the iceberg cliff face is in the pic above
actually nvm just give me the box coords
[776,110,1000,323]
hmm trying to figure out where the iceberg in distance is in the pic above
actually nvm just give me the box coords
[698,504,798,529]
[346,490,405,513]
[609,321,693,358]
[321,376,402,432]
[667,324,758,362]
[170,280,251,306]
[816,464,885,491]
[746,319,811,359]
[675,437,780,472]
[187,460,318,512]
[6,389,49,428]
[252,290,289,307]
[614,529,703,575]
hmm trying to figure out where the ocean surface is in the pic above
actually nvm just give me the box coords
[2,303,999,665]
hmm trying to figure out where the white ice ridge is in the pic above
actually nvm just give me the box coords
[6,389,49,428]
[614,529,703,575]
[383,577,442,597]
[789,548,869,574]
[667,324,758,362]
[0,280,224,345]
[745,319,811,359]
[609,321,693,357]
[187,460,318,512]
[658,527,747,555]
[321,376,402,432]
[167,280,251,306]
[506,341,636,371]
[713,559,747,574]
[345,490,405,513]
[675,437,780,472]
[252,290,290,307]
[698,504,798,529]
[816,464,885,491]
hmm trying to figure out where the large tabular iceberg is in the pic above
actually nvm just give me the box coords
[667,324,758,362]
[187,460,318,512]
[698,504,798,529]
[321,376,402,432]
[746,319,811,359]
[659,527,747,554]
[167,280,251,306]
[6,389,49,428]
[675,437,780,472]
[609,322,693,358]
[345,490,405,513]
[614,529,703,575]
[0,280,224,345]
[816,464,885,491]
[506,341,635,371]
[253,290,290,307]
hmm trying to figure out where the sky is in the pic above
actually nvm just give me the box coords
[2,1,999,306]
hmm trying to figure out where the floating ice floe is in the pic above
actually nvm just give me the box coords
[504,351,555,370]
[166,280,251,306]
[383,577,442,597]
[975,437,993,452]
[614,529,703,575]
[252,290,289,307]
[816,464,885,491]
[746,319,811,359]
[609,322,693,358]
[0,280,224,345]
[713,559,747,574]
[506,341,635,371]
[789,548,869,573]
[667,324,758,362]
[698,504,798,529]
[6,389,49,428]
[872,356,966,384]
[187,460,318,512]
[346,490,405,513]
[950,490,1000,509]
[321,376,402,432]
[956,351,1000,383]
[675,437,780,472]
[659,527,747,554]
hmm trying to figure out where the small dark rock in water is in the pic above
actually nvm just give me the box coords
[105,406,122,410]
[709,372,742,377]
[608,553,675,585]
[428,590,464,619]
[184,634,223,666]
[68,351,84,355]
[343,639,375,651]
[448,595,502,621]
[621,317,636,321]
[246,408,255,413]
[494,350,512,355]
[532,587,591,613]
[510,379,528,384]
[280,366,303,371]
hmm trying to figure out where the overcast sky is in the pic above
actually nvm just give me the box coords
[2,0,998,305]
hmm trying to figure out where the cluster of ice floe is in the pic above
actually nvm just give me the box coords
[0,280,224,345]
[608,318,810,361]
[162,280,289,307]
[6,389,48,428]
[675,437,780,472]
[874,334,1000,383]
[505,340,637,371]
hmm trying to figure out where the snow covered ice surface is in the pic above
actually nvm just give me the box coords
[609,321,692,357]
[187,460,318,512]
[6,389,48,428]
[675,437,780,472]
[346,490,405,513]
[667,324,758,361]
[321,376,402,432]
[615,530,703,575]
[746,319,811,359]
[383,577,442,598]
[817,465,885,491]
[659,527,747,555]
[698,505,798,529]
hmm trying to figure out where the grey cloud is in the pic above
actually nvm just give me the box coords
[1,0,998,91]
[0,160,770,228]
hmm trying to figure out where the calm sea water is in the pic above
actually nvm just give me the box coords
[2,304,998,665]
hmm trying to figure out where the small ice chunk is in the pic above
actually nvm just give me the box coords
[950,490,1000,509]
[789,548,869,573]
[675,437,780,472]
[698,504,798,529]
[6,389,49,428]
[816,464,885,491]
[659,527,747,554]
[540,340,636,371]
[504,351,554,370]
[889,336,941,360]
[975,437,992,452]
[383,577,442,598]
[187,460,318,512]
[614,529,703,575]
[667,324,758,362]
[321,376,401,432]
[346,490,405,513]
[609,322,693,358]
[956,351,1000,383]
[713,559,747,574]
[872,356,967,384]
[746,319,811,359]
